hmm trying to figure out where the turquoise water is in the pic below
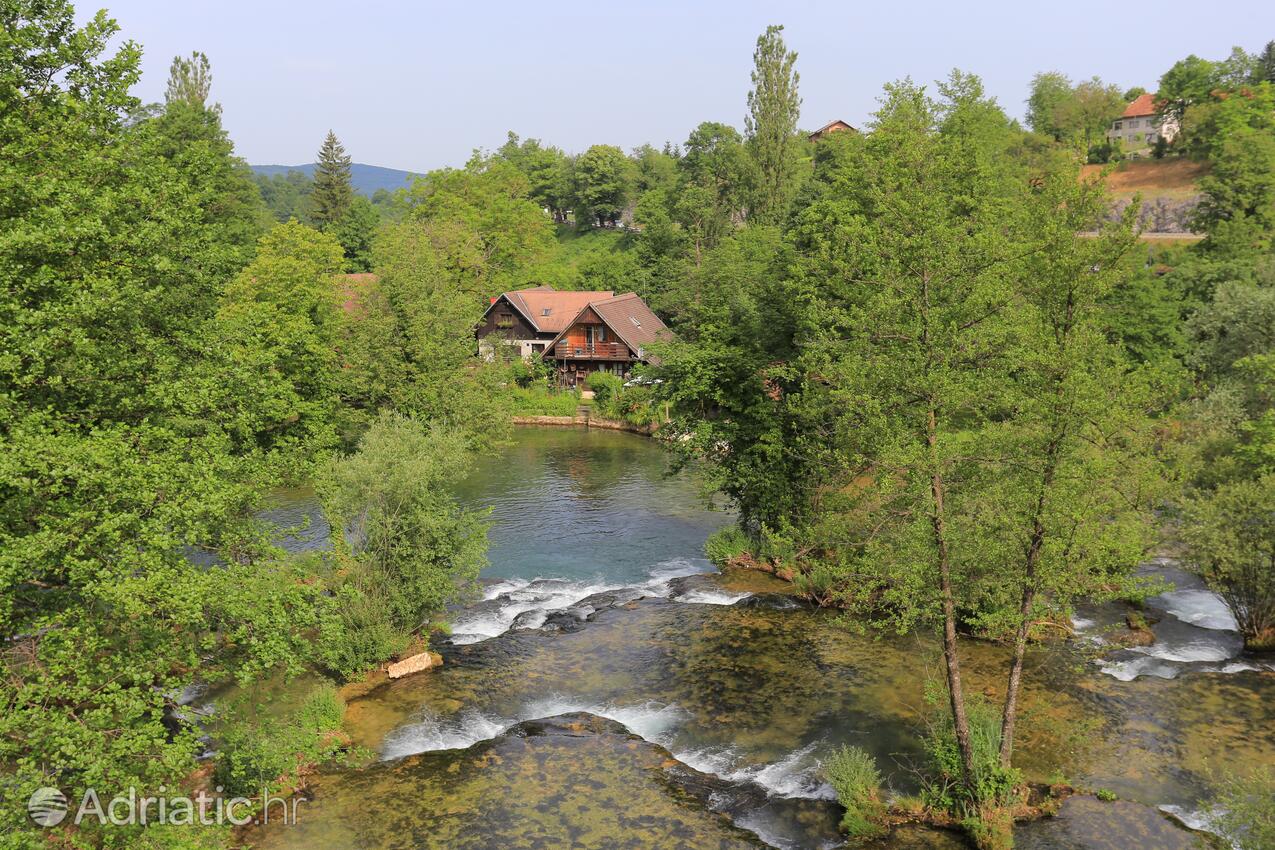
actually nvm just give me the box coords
[452,426,732,584]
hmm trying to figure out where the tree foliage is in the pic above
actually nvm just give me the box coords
[745,24,801,223]
[311,129,354,228]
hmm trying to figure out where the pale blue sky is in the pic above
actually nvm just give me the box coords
[86,0,1274,171]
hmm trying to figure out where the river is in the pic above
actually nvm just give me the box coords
[249,426,1274,850]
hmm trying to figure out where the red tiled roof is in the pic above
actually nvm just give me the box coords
[809,119,856,140]
[506,287,614,333]
[1121,93,1158,118]
[541,292,672,363]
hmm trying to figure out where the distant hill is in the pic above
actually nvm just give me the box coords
[250,163,419,196]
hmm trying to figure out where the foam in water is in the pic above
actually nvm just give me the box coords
[449,558,720,645]
[381,697,686,761]
[1153,588,1238,632]
[673,589,753,606]
[449,578,621,644]
[381,709,511,760]
[675,742,836,801]
[1158,804,1230,844]
[381,695,838,804]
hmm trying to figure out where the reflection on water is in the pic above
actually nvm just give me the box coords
[246,427,1273,850]
[453,426,732,584]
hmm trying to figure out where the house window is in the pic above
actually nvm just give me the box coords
[1113,121,1122,130]
[598,326,606,342]
[542,308,551,316]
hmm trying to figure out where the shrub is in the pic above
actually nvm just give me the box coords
[704,526,750,566]
[791,559,843,605]
[1182,474,1275,651]
[824,744,887,838]
[317,414,488,678]
[215,683,347,795]
[921,687,1021,816]
[508,384,580,416]
[1214,766,1275,850]
[508,357,549,388]
[585,371,623,407]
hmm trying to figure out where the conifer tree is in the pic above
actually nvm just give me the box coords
[1259,40,1275,84]
[312,130,354,228]
[744,24,801,224]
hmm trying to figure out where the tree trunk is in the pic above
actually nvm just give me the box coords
[998,519,1042,768]
[928,407,977,789]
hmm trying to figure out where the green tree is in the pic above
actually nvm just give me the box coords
[0,6,324,846]
[370,220,513,445]
[1025,70,1073,139]
[255,167,314,221]
[1259,40,1275,84]
[331,193,381,271]
[1056,76,1125,148]
[402,157,555,296]
[572,143,632,226]
[316,413,488,677]
[216,221,346,458]
[1183,474,1275,650]
[1213,767,1275,850]
[165,49,214,109]
[1158,54,1220,124]
[745,24,801,223]
[312,129,354,228]
[495,131,572,218]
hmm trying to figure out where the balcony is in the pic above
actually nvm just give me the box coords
[551,341,633,361]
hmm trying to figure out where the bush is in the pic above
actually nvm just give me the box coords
[791,559,843,606]
[1183,474,1275,651]
[922,688,1021,816]
[585,371,623,406]
[508,384,580,416]
[508,357,549,388]
[704,526,750,566]
[824,745,886,838]
[1214,766,1275,850]
[317,414,488,678]
[1087,139,1123,164]
[215,683,346,795]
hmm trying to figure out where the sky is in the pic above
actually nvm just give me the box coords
[85,0,1275,172]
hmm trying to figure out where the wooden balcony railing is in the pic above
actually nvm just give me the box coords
[551,341,633,361]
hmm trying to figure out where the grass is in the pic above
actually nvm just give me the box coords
[824,744,887,838]
[1080,158,1208,201]
[508,385,580,417]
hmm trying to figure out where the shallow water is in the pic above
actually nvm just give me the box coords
[248,427,1274,850]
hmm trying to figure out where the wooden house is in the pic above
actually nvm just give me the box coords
[540,292,671,388]
[808,119,855,141]
[476,285,615,360]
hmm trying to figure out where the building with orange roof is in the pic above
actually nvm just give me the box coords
[1107,92,1178,150]
[477,285,617,361]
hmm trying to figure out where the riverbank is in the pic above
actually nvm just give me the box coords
[511,413,658,435]
[241,429,1272,850]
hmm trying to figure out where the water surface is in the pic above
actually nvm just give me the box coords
[248,426,1272,850]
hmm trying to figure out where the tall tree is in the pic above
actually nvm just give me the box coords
[1025,71,1073,140]
[164,49,214,109]
[745,24,801,224]
[1259,40,1275,84]
[1056,76,1125,148]
[312,129,354,228]
[572,143,632,226]
[1,5,322,845]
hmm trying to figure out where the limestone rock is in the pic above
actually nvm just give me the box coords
[387,651,443,679]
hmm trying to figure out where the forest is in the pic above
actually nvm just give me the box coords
[2,1,1274,848]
